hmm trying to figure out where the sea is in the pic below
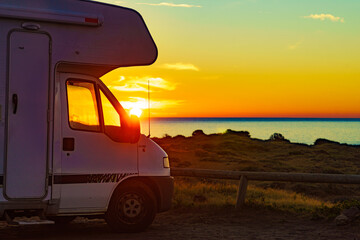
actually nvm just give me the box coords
[140,118,360,145]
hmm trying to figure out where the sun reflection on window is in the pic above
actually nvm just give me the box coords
[66,80,100,131]
[100,90,121,127]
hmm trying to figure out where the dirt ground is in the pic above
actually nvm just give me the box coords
[0,207,359,240]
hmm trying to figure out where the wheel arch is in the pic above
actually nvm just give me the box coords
[107,176,161,212]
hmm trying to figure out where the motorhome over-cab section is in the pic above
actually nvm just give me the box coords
[0,0,172,232]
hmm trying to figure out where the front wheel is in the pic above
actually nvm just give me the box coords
[105,180,157,232]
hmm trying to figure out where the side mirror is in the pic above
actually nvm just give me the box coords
[103,115,140,143]
[127,115,141,143]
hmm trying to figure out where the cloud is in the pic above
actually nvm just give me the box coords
[137,2,201,8]
[162,63,199,71]
[108,76,176,92]
[288,39,303,50]
[303,14,344,23]
[97,0,125,5]
[120,97,183,110]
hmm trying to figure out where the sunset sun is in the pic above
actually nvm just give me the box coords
[129,107,143,118]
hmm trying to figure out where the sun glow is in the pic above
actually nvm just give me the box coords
[97,1,360,118]
[121,98,146,118]
[129,107,143,117]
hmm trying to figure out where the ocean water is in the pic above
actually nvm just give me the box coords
[140,118,360,145]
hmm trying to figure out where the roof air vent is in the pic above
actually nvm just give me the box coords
[21,22,40,30]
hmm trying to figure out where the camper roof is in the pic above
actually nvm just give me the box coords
[0,0,158,77]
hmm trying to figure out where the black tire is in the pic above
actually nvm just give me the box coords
[105,180,157,233]
[47,216,76,224]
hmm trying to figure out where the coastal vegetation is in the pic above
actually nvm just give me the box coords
[153,129,360,218]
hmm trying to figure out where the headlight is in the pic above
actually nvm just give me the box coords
[163,157,170,168]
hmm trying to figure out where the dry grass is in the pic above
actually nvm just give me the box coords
[173,179,237,208]
[153,130,360,217]
[153,131,360,200]
[172,178,359,218]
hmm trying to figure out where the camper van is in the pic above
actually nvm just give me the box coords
[0,0,173,232]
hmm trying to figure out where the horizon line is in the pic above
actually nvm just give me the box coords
[141,117,360,120]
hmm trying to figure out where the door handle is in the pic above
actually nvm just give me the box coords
[63,138,75,151]
[12,94,18,114]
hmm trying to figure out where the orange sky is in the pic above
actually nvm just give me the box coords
[100,0,360,118]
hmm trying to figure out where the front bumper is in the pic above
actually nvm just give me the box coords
[149,176,174,212]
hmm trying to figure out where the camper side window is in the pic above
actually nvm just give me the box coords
[66,80,101,132]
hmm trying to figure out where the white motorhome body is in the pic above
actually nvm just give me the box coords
[0,0,173,232]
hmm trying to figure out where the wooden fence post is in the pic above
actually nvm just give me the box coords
[235,175,248,209]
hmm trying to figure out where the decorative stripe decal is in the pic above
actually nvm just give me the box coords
[53,173,137,184]
[0,173,135,186]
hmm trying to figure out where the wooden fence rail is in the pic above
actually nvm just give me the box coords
[170,168,360,209]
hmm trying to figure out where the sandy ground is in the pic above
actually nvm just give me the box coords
[0,207,359,240]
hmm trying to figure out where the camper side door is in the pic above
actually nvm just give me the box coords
[57,73,138,213]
